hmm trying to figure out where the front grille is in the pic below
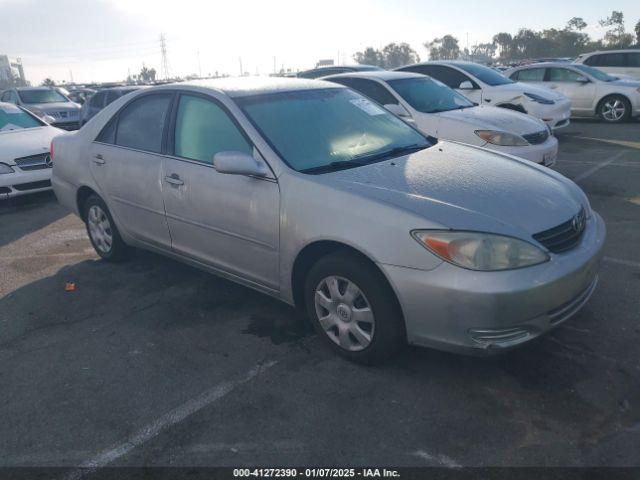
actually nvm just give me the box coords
[14,153,51,171]
[522,129,549,145]
[0,186,11,194]
[533,208,586,253]
[12,180,52,191]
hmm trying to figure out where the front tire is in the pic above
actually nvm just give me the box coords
[598,95,631,123]
[304,251,405,364]
[83,194,128,262]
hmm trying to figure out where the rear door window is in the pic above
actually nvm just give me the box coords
[345,78,399,105]
[115,93,172,153]
[548,68,582,82]
[514,68,545,82]
[399,65,476,89]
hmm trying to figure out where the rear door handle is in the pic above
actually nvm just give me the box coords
[165,174,184,186]
[93,154,105,165]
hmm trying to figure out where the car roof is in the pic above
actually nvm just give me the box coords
[580,49,640,55]
[511,62,582,69]
[173,76,342,98]
[16,86,57,91]
[323,70,424,81]
[302,64,381,72]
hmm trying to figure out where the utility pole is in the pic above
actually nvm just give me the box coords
[466,32,469,59]
[197,49,202,78]
[69,69,74,83]
[160,33,171,80]
[273,56,276,75]
[239,57,243,76]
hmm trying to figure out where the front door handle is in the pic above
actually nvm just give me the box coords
[93,154,105,165]
[165,174,184,186]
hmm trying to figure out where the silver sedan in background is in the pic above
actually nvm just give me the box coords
[51,78,605,363]
[508,63,640,123]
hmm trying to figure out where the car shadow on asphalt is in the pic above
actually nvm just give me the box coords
[0,191,68,248]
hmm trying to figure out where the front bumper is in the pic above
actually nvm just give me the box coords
[526,98,572,130]
[485,135,558,166]
[381,211,606,355]
[0,168,52,198]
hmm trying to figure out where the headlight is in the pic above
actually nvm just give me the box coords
[0,163,15,174]
[412,230,549,271]
[524,92,555,105]
[475,130,529,146]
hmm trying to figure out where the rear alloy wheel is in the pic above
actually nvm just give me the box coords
[598,95,631,123]
[84,194,127,262]
[305,252,405,364]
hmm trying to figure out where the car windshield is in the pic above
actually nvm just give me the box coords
[388,77,474,113]
[455,63,515,86]
[0,104,43,131]
[573,64,617,82]
[237,88,431,173]
[18,89,68,104]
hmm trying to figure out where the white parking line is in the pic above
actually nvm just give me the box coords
[572,151,627,183]
[412,449,461,468]
[62,360,277,480]
[604,256,640,269]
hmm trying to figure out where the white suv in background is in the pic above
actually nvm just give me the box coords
[575,50,640,80]
[396,61,572,130]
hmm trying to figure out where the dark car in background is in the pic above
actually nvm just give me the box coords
[79,86,145,126]
[297,64,383,79]
[0,87,81,130]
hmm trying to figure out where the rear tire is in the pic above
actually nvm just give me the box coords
[598,95,631,123]
[83,194,128,262]
[304,251,405,364]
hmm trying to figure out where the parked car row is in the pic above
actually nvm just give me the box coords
[0,102,61,198]
[46,77,605,363]
[507,63,640,123]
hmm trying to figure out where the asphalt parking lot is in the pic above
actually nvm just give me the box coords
[1,120,639,471]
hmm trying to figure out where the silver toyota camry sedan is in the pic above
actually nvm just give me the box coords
[51,78,605,364]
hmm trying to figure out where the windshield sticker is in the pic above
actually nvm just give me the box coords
[350,98,386,116]
[0,104,22,114]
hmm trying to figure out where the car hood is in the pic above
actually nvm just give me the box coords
[432,105,546,135]
[495,82,568,102]
[26,102,80,113]
[322,141,585,238]
[0,126,62,164]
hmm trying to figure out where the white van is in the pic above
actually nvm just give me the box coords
[575,50,640,80]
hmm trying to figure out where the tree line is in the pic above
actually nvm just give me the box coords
[354,11,640,67]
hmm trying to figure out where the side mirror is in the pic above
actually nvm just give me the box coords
[43,115,56,124]
[213,151,268,177]
[384,103,411,118]
[576,75,590,84]
[459,81,475,90]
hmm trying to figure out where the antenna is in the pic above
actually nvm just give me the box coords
[160,33,171,80]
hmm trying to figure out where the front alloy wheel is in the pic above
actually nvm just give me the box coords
[314,276,375,351]
[599,96,630,123]
[304,251,405,364]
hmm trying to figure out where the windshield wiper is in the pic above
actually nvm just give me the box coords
[300,144,429,174]
[352,143,429,162]
[300,159,369,174]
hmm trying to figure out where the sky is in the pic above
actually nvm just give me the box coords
[1,0,639,85]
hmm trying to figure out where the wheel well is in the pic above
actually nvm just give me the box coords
[497,103,527,114]
[76,186,98,221]
[596,93,631,112]
[291,241,402,315]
